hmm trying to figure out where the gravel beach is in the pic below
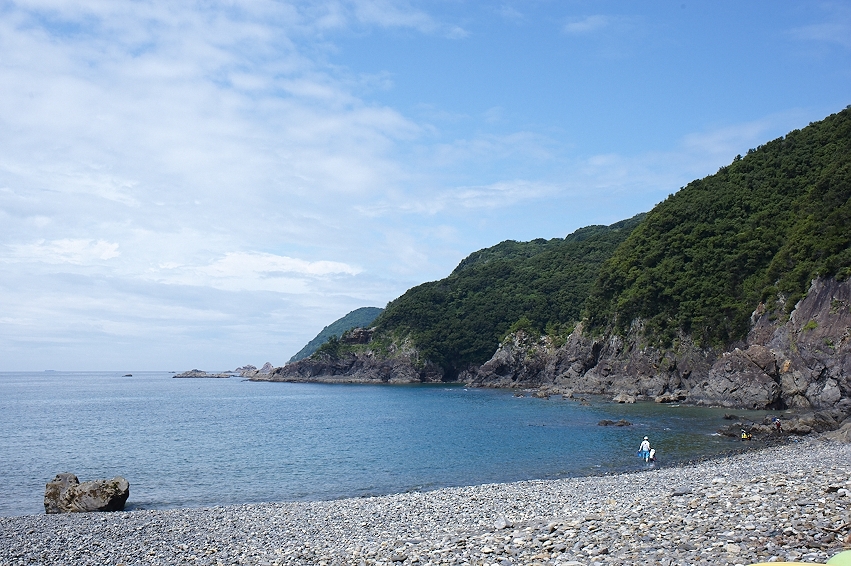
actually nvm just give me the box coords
[2,438,850,566]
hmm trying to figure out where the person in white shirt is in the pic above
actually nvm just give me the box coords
[638,436,651,462]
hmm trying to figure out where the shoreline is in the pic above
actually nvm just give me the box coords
[2,438,849,566]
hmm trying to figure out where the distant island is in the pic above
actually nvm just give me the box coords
[173,369,232,378]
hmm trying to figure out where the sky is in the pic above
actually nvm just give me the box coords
[1,0,849,371]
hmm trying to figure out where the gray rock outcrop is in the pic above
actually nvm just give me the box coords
[251,278,850,414]
[252,352,444,384]
[823,421,851,442]
[44,473,129,513]
[249,330,444,384]
[465,277,851,412]
[173,369,231,378]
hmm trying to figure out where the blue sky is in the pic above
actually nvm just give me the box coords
[1,0,849,370]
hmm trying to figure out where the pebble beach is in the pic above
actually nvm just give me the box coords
[2,438,850,566]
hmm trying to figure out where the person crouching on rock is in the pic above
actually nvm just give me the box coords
[741,429,752,441]
[638,436,651,462]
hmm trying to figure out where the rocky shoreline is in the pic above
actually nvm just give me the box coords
[253,277,851,418]
[2,439,850,566]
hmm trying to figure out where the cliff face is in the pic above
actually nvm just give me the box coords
[250,352,444,384]
[464,277,851,411]
[248,328,444,384]
[253,277,851,411]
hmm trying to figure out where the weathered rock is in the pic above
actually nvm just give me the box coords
[44,473,129,513]
[250,336,444,385]
[466,331,557,388]
[654,390,686,403]
[782,410,847,434]
[694,347,781,409]
[173,369,231,378]
[236,364,257,376]
[598,419,632,427]
[464,277,851,415]
[612,392,636,404]
[822,421,851,442]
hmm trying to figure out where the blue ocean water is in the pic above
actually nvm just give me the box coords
[0,371,765,516]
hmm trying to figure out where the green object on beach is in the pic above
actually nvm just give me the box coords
[827,550,851,566]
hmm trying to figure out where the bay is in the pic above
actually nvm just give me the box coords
[0,371,766,516]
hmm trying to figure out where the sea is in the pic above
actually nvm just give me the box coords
[0,371,774,517]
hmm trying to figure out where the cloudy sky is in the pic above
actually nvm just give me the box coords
[1,1,849,371]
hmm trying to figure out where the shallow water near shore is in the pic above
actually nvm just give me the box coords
[0,371,777,516]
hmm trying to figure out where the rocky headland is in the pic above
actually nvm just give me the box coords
[246,329,443,384]
[251,278,851,431]
[464,277,851,411]
[3,438,850,566]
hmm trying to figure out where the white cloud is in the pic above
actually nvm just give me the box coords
[0,1,843,370]
[6,239,120,264]
[203,251,360,277]
[567,111,815,203]
[563,15,610,35]
[788,4,851,49]
[497,5,523,22]
[791,22,851,49]
[151,252,361,293]
[356,179,557,217]
[0,0,442,369]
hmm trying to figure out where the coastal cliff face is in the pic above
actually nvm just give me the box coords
[463,277,851,411]
[259,277,851,412]
[248,328,444,384]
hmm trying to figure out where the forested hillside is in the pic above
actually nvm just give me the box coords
[304,106,851,383]
[289,307,383,363]
[585,106,851,347]
[367,214,645,376]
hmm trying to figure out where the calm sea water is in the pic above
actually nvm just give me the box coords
[0,371,768,517]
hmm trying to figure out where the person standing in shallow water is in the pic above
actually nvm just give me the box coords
[638,436,651,462]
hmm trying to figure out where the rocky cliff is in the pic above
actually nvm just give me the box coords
[247,328,444,384]
[463,277,851,412]
[254,277,851,414]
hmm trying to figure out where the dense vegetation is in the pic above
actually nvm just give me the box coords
[585,106,851,346]
[307,106,851,373]
[289,307,383,363]
[368,215,645,376]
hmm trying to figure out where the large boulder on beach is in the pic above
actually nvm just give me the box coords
[822,421,851,443]
[44,473,129,513]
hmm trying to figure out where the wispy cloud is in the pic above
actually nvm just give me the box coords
[497,5,523,22]
[356,179,557,217]
[200,251,360,278]
[563,15,610,35]
[151,252,361,293]
[790,22,851,49]
[6,239,120,264]
[0,1,844,370]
